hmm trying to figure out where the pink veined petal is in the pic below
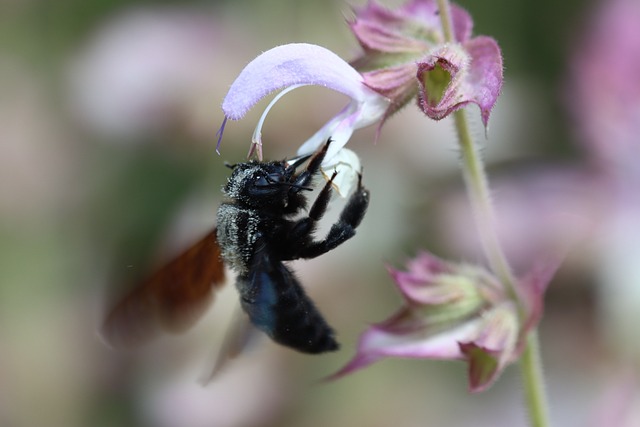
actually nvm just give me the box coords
[350,20,428,53]
[460,303,519,391]
[362,65,419,100]
[329,317,484,379]
[406,251,450,276]
[386,252,451,303]
[449,2,474,43]
[518,257,562,340]
[417,37,503,127]
[402,0,473,43]
[222,43,369,120]
[350,0,473,51]
[351,0,425,51]
[464,36,504,127]
[387,267,463,305]
[417,43,467,120]
[459,342,502,392]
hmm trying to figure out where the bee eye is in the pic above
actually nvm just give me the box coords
[255,175,270,187]
[269,173,284,183]
[255,173,284,187]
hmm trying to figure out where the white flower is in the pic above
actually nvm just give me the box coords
[218,43,389,195]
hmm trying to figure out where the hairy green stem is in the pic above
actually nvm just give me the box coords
[520,331,550,427]
[454,111,550,427]
[435,1,550,426]
[452,111,521,307]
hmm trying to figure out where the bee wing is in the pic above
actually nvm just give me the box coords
[101,228,226,348]
[199,298,256,384]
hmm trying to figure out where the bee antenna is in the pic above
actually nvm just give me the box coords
[264,175,312,191]
[280,182,313,191]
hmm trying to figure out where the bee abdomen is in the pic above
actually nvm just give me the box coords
[237,259,338,354]
[272,277,339,353]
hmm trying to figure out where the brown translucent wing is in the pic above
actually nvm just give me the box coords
[102,228,226,348]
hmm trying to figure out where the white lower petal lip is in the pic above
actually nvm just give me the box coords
[296,90,388,161]
[319,148,361,197]
[360,317,485,360]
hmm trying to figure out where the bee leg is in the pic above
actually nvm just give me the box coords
[308,169,338,221]
[282,170,338,260]
[333,172,369,229]
[290,138,331,188]
[297,172,370,259]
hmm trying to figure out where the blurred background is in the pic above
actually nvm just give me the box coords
[1,0,639,426]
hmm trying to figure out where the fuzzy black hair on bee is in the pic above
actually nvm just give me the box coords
[216,139,370,353]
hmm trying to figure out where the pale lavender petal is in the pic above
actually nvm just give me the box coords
[219,43,388,164]
[222,43,369,120]
[295,103,357,159]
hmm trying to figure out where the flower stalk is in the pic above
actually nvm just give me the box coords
[436,0,550,425]
[520,331,550,427]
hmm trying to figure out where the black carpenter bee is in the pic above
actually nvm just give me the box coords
[102,139,369,354]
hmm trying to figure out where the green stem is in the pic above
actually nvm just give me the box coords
[520,331,550,427]
[436,0,455,42]
[455,100,550,427]
[452,111,521,309]
[435,1,550,426]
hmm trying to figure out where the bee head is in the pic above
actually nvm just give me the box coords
[222,160,310,209]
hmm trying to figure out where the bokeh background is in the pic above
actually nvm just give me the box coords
[2,0,639,426]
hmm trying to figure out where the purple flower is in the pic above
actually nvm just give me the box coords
[218,43,389,194]
[568,0,640,366]
[331,252,558,392]
[350,0,503,128]
[70,8,223,140]
[569,0,640,176]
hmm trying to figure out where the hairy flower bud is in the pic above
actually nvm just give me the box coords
[349,0,503,128]
[331,251,558,392]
